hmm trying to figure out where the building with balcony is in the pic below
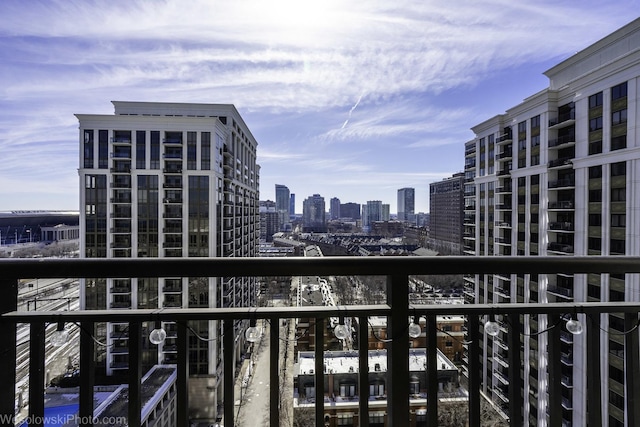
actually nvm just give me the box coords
[429,173,465,255]
[464,18,640,426]
[76,101,260,423]
[293,349,466,427]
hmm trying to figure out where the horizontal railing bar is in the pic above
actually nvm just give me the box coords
[5,302,640,323]
[1,256,639,279]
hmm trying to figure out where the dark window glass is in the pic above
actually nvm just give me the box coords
[611,135,626,151]
[98,130,108,169]
[589,189,602,202]
[611,109,627,126]
[83,129,94,168]
[611,188,626,202]
[611,162,626,177]
[610,239,625,255]
[588,214,602,226]
[201,132,211,170]
[611,214,625,228]
[589,116,603,132]
[589,92,603,108]
[150,131,160,169]
[530,115,540,129]
[187,131,197,170]
[589,166,602,179]
[611,82,627,100]
[136,131,146,169]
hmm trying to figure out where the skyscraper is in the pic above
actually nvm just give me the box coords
[330,197,341,220]
[397,187,415,222]
[77,101,259,422]
[463,19,640,426]
[275,184,291,231]
[429,174,464,255]
[302,194,326,232]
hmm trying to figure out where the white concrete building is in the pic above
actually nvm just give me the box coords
[463,18,640,426]
[76,101,260,423]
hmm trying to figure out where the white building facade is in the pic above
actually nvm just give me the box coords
[76,101,260,423]
[464,18,640,427]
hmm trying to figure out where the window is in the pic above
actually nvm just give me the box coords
[339,383,356,397]
[589,140,602,155]
[610,239,625,255]
[136,131,146,169]
[589,166,602,179]
[589,116,602,132]
[589,189,602,202]
[337,413,354,426]
[83,129,94,168]
[530,115,540,129]
[611,162,626,177]
[611,214,625,227]
[531,154,540,166]
[589,92,603,108]
[611,135,626,151]
[611,188,626,202]
[611,109,627,126]
[531,135,540,147]
[518,121,527,133]
[588,214,602,226]
[611,82,627,100]
[531,175,539,185]
[588,237,601,251]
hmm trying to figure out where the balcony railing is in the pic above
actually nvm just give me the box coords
[1,257,640,427]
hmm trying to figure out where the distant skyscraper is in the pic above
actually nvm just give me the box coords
[302,194,326,232]
[77,101,259,422]
[429,173,464,254]
[340,202,361,220]
[364,200,383,230]
[397,188,415,222]
[289,193,296,218]
[275,184,291,231]
[259,200,278,242]
[382,204,390,221]
[330,197,341,220]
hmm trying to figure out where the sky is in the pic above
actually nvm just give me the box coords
[0,1,637,214]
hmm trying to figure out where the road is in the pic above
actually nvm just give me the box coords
[235,299,296,427]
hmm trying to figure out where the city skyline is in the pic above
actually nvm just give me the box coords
[0,1,636,213]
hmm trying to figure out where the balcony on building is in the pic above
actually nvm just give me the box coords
[2,257,640,427]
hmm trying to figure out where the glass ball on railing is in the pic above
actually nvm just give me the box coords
[50,329,70,347]
[566,318,583,335]
[334,324,349,340]
[245,326,261,343]
[408,322,422,339]
[149,327,167,345]
[484,320,500,337]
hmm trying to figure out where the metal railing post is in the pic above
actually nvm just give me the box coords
[270,318,279,427]
[176,321,189,427]
[128,321,142,427]
[467,316,480,427]
[315,317,325,427]
[0,278,17,424]
[426,314,438,426]
[223,319,235,427]
[507,314,522,426]
[586,313,602,426]
[625,313,640,426]
[28,321,45,427]
[547,314,562,427]
[358,315,369,427]
[79,321,95,427]
[387,275,409,427]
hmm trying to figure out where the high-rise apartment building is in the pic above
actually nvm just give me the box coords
[429,173,464,255]
[77,101,259,422]
[275,184,291,231]
[463,19,640,426]
[397,187,415,222]
[259,200,278,242]
[302,194,326,232]
[340,202,361,221]
[363,200,383,229]
[330,197,341,220]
